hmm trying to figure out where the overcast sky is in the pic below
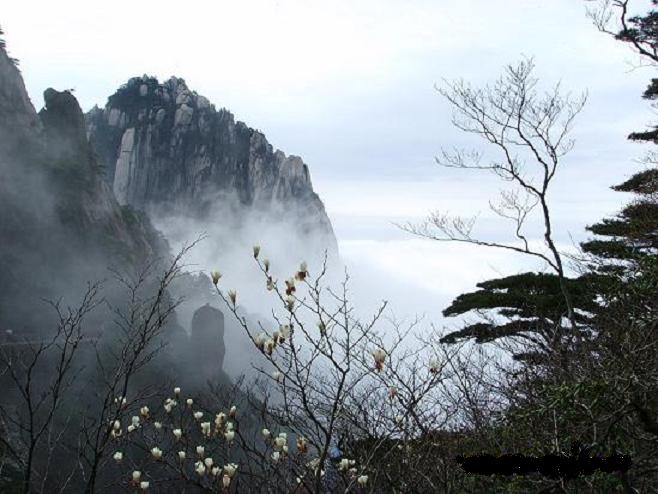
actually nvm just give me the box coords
[3,0,655,323]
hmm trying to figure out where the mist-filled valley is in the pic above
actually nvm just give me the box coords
[2,1,658,492]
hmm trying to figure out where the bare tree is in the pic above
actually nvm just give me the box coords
[402,58,587,330]
[0,283,101,493]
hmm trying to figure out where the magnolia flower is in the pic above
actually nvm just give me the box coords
[113,451,123,462]
[222,475,231,488]
[264,338,275,356]
[132,471,141,482]
[224,430,235,442]
[151,447,162,460]
[429,358,440,374]
[357,475,368,486]
[140,406,150,418]
[272,329,280,341]
[253,245,260,258]
[272,371,283,383]
[193,411,203,420]
[226,421,234,431]
[201,422,211,436]
[372,348,386,371]
[266,277,275,291]
[279,324,290,341]
[338,458,350,471]
[195,461,206,475]
[274,436,286,451]
[173,428,182,440]
[263,259,270,272]
[284,278,296,295]
[178,450,186,460]
[259,428,270,440]
[254,332,267,349]
[153,421,162,430]
[395,415,403,424]
[196,445,205,457]
[204,457,213,468]
[295,261,308,281]
[215,412,226,426]
[139,481,149,491]
[127,425,136,433]
[278,432,287,440]
[113,420,121,431]
[229,405,237,418]
[271,451,280,463]
[111,429,122,439]
[210,271,222,285]
[131,416,140,427]
[349,467,358,476]
[224,463,238,477]
[228,290,237,306]
[114,396,127,407]
[296,436,308,454]
[186,398,193,407]
[164,403,173,413]
[174,387,181,395]
[211,466,220,476]
[388,386,398,399]
[285,295,295,311]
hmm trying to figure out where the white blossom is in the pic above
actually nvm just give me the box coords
[228,290,237,305]
[210,271,222,285]
[140,406,149,418]
[151,447,162,459]
[196,445,205,457]
[263,258,270,271]
[178,450,186,460]
[139,481,149,490]
[113,451,123,462]
[224,430,235,442]
[372,348,386,371]
[153,421,162,430]
[113,420,121,431]
[272,371,283,383]
[131,416,140,427]
[211,466,220,476]
[224,463,238,477]
[132,470,141,481]
[186,398,193,407]
[173,428,182,440]
[253,245,260,258]
[201,422,211,436]
[195,461,206,475]
[357,475,368,486]
[174,387,181,395]
[262,428,271,438]
[229,405,237,418]
[271,451,280,463]
[127,425,136,433]
[204,457,213,468]
[193,411,203,420]
[222,474,231,488]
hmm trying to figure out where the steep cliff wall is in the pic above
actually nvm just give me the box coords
[0,47,169,333]
[86,76,337,253]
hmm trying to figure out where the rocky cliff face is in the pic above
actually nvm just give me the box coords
[86,76,337,253]
[0,45,169,333]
